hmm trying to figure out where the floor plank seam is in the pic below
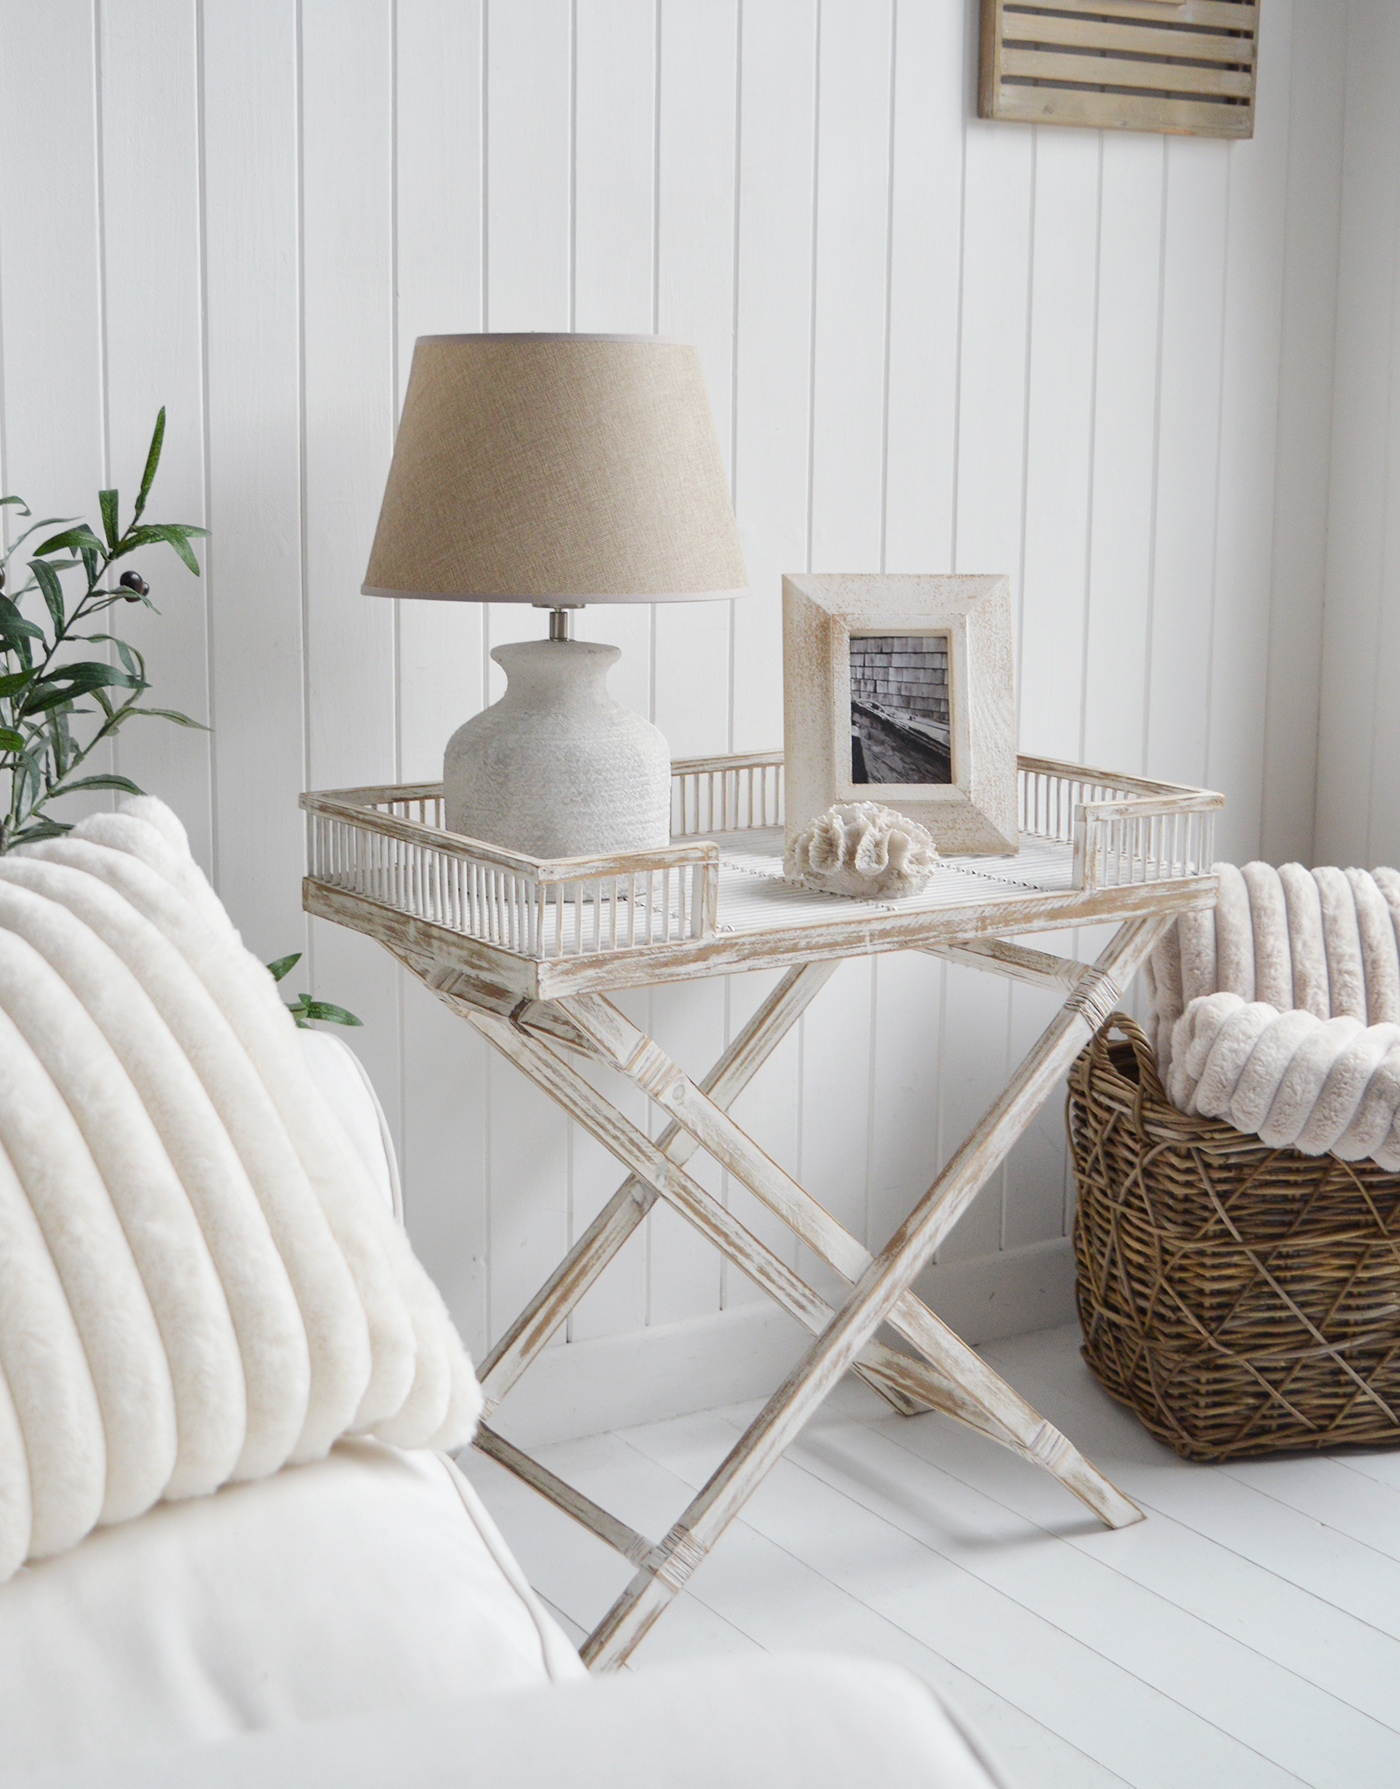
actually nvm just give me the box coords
[606,1426,1322,1788]
[469,1324,1400,1788]
[845,1416,1400,1741]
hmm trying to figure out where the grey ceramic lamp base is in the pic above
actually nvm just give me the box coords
[444,638,672,859]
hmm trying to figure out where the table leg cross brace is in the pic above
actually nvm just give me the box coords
[466,916,1168,1671]
[544,990,1138,1526]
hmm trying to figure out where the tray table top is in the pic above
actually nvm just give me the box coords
[302,754,1222,1002]
[707,825,1077,935]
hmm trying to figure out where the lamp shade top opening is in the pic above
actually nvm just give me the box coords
[363,334,748,603]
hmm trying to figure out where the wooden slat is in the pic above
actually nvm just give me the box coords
[474,1423,656,1569]
[1016,751,1210,797]
[994,84,1253,137]
[531,873,1216,997]
[302,878,540,1001]
[671,750,784,777]
[302,789,721,883]
[1003,0,1256,25]
[1000,46,1254,98]
[1001,11,1256,63]
[982,0,1256,139]
[924,937,1090,993]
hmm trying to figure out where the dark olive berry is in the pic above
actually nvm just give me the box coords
[119,570,149,598]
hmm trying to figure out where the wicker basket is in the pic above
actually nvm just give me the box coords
[1068,1013,1400,1461]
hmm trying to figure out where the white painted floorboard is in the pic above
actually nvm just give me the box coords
[460,1324,1400,1789]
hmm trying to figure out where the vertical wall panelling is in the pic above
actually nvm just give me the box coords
[1316,2,1400,868]
[0,0,1351,1436]
[300,0,403,1133]
[201,0,307,962]
[0,0,110,832]
[653,0,737,761]
[1001,965,1071,1253]
[869,948,944,1257]
[730,0,818,754]
[724,963,805,1308]
[1207,0,1295,867]
[646,973,725,1327]
[1319,0,1400,873]
[1017,128,1098,764]
[882,0,964,581]
[1260,0,1346,868]
[393,0,490,1357]
[483,0,573,329]
[934,964,1008,1269]
[1144,137,1230,792]
[807,0,892,577]
[98,0,212,871]
[0,2,104,518]
[1080,134,1165,774]
[1355,97,1400,865]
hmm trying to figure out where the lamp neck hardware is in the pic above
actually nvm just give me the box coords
[533,603,584,643]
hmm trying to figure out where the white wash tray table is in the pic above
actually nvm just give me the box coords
[302,752,1221,1670]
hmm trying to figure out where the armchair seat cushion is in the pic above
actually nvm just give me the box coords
[0,1437,582,1778]
[16,1656,1007,1789]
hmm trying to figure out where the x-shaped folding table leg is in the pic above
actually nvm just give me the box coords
[458,914,1168,1670]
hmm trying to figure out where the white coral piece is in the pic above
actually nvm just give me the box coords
[784,801,939,899]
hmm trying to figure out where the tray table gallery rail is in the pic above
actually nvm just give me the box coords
[302,753,1221,1669]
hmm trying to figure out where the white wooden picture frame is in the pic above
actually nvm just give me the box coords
[782,573,1018,856]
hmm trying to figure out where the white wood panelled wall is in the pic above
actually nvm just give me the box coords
[1319,2,1400,873]
[0,0,1348,1436]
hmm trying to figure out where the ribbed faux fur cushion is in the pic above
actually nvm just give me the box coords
[0,797,480,1580]
[1144,862,1400,1167]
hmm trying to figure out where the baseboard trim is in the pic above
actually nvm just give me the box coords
[489,1236,1076,1448]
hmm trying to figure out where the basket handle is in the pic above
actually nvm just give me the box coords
[1086,1010,1168,1105]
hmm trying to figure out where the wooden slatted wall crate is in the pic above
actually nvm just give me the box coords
[980,0,1259,140]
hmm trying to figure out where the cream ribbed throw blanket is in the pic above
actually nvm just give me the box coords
[1144,862,1400,1167]
[0,798,481,1581]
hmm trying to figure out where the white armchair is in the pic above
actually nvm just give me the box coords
[0,1029,1007,1789]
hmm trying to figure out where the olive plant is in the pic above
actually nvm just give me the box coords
[266,953,362,1030]
[0,407,206,853]
[0,407,361,1031]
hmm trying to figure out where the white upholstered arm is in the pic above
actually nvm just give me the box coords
[297,1030,402,1221]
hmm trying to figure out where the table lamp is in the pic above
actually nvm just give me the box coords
[363,333,748,859]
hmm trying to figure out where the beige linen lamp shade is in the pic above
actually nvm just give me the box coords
[363,334,747,602]
[363,333,747,859]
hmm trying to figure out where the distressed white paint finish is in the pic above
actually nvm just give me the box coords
[0,0,1345,1413]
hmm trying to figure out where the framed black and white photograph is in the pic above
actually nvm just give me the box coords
[783,573,1018,855]
[848,632,953,786]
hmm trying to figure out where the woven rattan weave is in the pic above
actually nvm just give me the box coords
[1069,1014,1400,1461]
